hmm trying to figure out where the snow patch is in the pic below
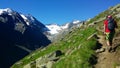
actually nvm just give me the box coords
[61,23,69,29]
[46,24,62,34]
[73,20,81,24]
[20,14,30,25]
[0,8,13,15]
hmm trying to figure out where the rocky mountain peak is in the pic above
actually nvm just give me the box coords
[0,8,15,15]
[0,8,51,68]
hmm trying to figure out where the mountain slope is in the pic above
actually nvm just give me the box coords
[11,4,120,68]
[0,8,51,68]
[87,4,120,68]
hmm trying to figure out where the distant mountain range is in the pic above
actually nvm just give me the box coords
[46,20,82,35]
[45,20,84,42]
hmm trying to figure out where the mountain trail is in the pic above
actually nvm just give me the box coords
[94,34,120,68]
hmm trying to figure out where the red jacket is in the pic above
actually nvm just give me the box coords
[104,19,117,33]
[104,20,110,32]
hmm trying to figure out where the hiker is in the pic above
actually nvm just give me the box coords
[103,15,118,52]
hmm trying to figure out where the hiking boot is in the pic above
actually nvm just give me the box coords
[106,46,112,52]
[110,47,115,52]
[108,47,112,52]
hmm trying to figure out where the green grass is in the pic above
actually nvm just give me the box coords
[11,26,97,68]
[52,38,97,68]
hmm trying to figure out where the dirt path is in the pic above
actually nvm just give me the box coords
[94,35,120,68]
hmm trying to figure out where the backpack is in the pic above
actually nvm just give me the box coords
[108,18,116,31]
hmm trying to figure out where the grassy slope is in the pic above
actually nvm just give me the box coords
[11,25,97,68]
[11,4,120,68]
[52,27,97,68]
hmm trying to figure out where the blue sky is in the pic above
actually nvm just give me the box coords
[0,0,120,25]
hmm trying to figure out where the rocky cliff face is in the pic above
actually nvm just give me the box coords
[0,8,51,68]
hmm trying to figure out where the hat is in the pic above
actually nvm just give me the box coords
[107,15,112,18]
